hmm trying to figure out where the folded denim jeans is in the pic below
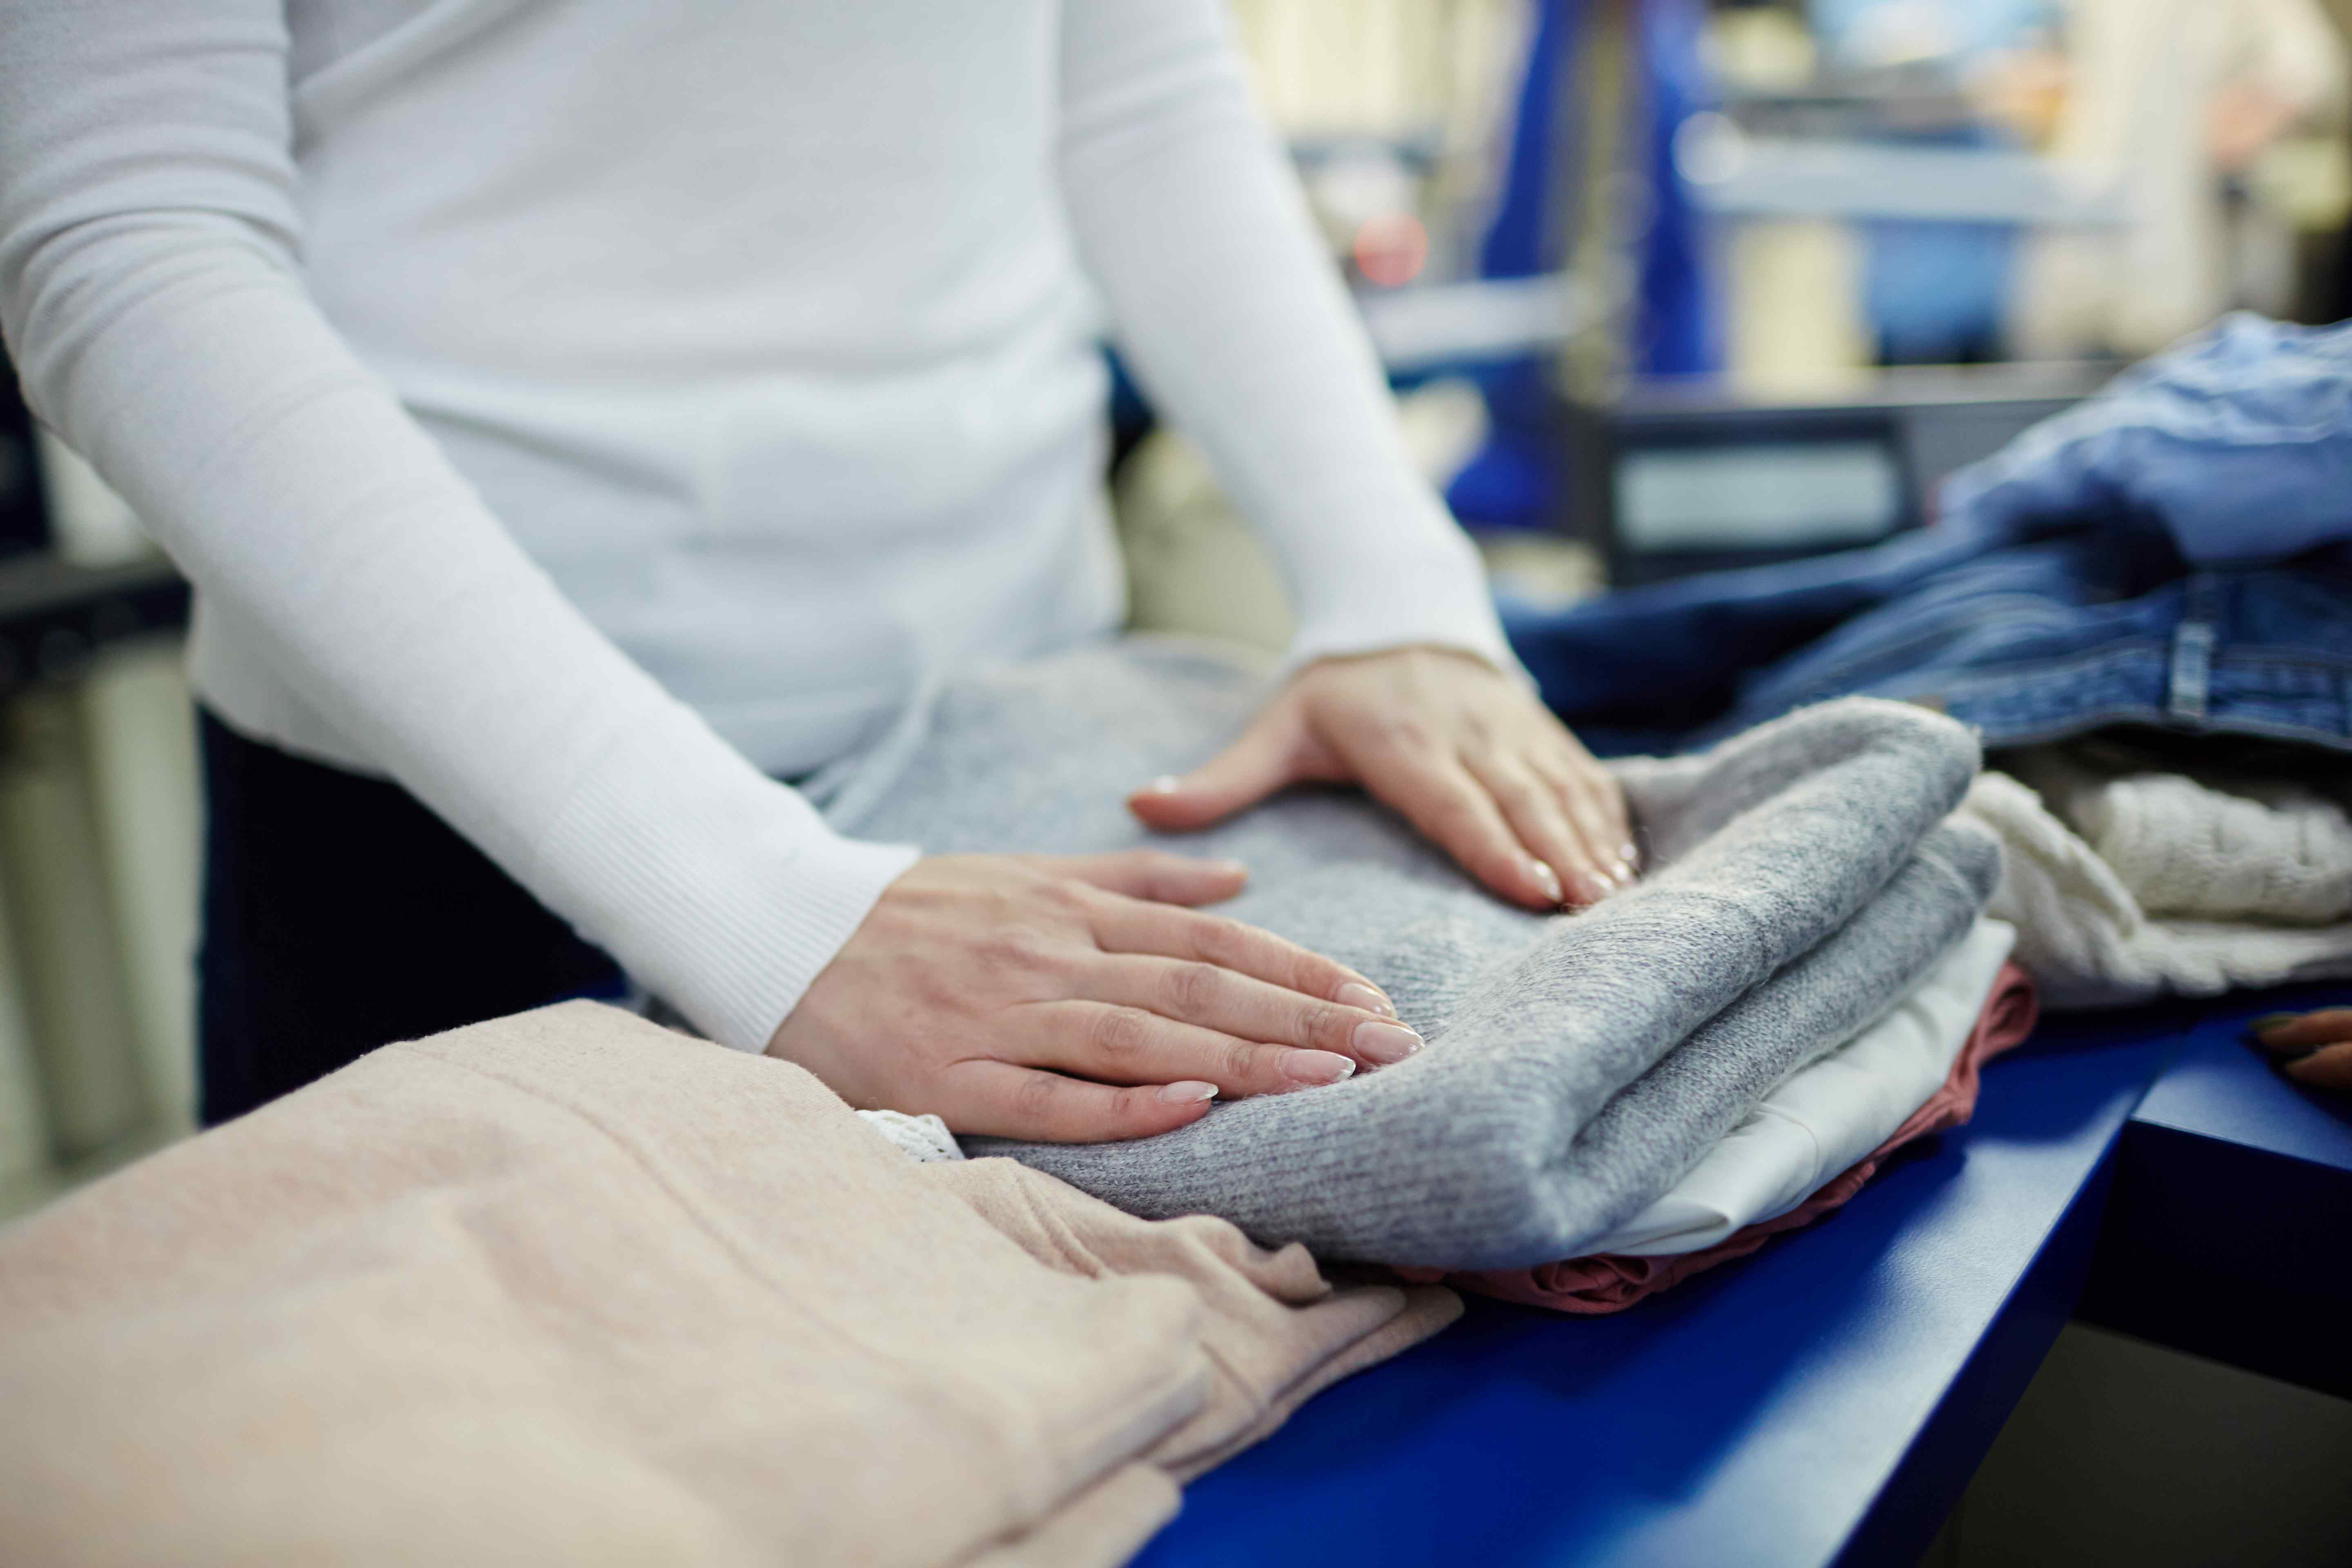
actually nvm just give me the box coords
[827,641,1996,1269]
[1503,315,2352,757]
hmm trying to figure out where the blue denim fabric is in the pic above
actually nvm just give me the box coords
[1505,314,2352,756]
[1506,537,2352,757]
[1947,313,2352,567]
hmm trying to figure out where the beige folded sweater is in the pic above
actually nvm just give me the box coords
[0,1002,1455,1566]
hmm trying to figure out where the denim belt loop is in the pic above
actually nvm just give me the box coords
[2166,574,2222,722]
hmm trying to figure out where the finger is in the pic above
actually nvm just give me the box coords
[1018,1000,1359,1098]
[1128,709,1304,832]
[1033,850,1248,906]
[2283,1041,2352,1093]
[944,1060,1221,1143]
[2252,1008,2352,1052]
[1467,753,1614,907]
[1088,953,1423,1067]
[1541,729,1638,875]
[1551,764,1639,891]
[1365,751,1563,910]
[1085,896,1400,1017]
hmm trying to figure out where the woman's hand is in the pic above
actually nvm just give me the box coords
[1129,646,1635,910]
[2253,1009,2352,1091]
[766,851,1421,1140]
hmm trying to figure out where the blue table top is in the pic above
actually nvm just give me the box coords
[2131,984,2352,1178]
[1140,1007,2200,1568]
[2073,983,2352,1398]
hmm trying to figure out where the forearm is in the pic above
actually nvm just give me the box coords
[0,5,911,1048]
[1056,0,1515,677]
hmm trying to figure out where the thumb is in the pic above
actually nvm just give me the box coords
[1128,712,1302,831]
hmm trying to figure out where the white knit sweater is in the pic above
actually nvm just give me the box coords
[0,0,1511,1050]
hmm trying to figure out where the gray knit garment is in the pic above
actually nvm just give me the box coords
[823,640,1998,1270]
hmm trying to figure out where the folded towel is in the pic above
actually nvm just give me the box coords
[0,1002,1454,1566]
[829,640,1994,1269]
[1417,958,2039,1313]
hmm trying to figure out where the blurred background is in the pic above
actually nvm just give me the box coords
[0,8,2348,1557]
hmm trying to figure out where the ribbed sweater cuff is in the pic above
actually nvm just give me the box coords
[538,757,918,1054]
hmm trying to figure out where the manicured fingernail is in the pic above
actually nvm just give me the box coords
[1281,1049,1357,1085]
[1158,1080,1218,1103]
[1145,775,1183,795]
[1353,1020,1423,1065]
[1619,842,1639,865]
[1206,858,1249,878]
[1529,860,1564,904]
[1336,981,1397,1017]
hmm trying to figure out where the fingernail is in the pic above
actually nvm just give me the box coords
[1336,980,1397,1017]
[1529,860,1564,904]
[1619,842,1639,866]
[2249,1012,2301,1036]
[1575,869,1615,904]
[1206,858,1249,878]
[1157,1080,1218,1103]
[1280,1049,1357,1085]
[1353,1020,1423,1065]
[1145,775,1183,795]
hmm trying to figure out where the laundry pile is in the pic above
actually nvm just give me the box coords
[827,640,2007,1285]
[0,1002,1455,1565]
[1504,312,2352,1016]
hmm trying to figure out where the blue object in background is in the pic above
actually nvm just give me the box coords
[1449,0,1721,533]
[1631,0,1719,378]
[1864,212,2015,365]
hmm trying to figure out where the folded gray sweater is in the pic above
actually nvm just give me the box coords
[825,641,1996,1270]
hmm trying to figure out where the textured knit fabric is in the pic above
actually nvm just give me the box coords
[830,641,1996,1270]
[0,1001,1455,1566]
[1417,959,2040,1314]
[1586,917,2016,1258]
[1959,771,2352,1007]
[2007,744,2352,926]
[871,922,2015,1260]
[0,1,1512,1056]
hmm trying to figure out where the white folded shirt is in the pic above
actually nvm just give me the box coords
[1586,919,2016,1258]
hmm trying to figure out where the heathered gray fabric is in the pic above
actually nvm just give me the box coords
[825,639,1996,1270]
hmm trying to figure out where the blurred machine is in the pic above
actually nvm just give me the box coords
[1568,359,2113,584]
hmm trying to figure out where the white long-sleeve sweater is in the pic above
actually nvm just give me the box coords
[0,0,1514,1052]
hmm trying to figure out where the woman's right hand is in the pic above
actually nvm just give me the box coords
[765,851,1423,1141]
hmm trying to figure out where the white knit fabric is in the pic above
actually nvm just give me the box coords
[856,1110,967,1166]
[2011,749,2352,925]
[1959,771,2352,1009]
[0,1,1510,1054]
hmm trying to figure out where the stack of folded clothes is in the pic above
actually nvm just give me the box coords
[828,639,2013,1290]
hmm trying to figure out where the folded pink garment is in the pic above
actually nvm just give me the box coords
[1403,962,2040,1314]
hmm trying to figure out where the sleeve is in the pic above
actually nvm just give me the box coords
[1056,0,1523,681]
[0,0,917,1053]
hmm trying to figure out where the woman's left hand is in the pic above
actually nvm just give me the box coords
[1128,646,1637,910]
